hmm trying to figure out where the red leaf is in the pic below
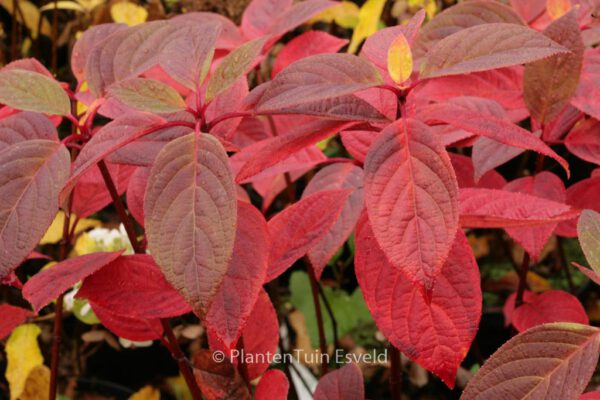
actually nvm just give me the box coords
[255,54,386,122]
[241,0,292,39]
[510,0,546,23]
[411,67,527,121]
[556,176,600,237]
[71,162,134,218]
[235,119,350,183]
[356,215,481,387]
[581,392,600,400]
[364,119,459,291]
[1,271,23,289]
[414,0,525,55]
[60,112,167,204]
[0,112,58,153]
[340,130,380,164]
[266,190,352,282]
[266,0,336,42]
[421,23,568,79]
[471,131,542,182]
[459,188,577,228]
[573,263,600,286]
[418,99,569,175]
[192,350,251,400]
[504,172,567,259]
[255,369,289,400]
[313,363,364,400]
[504,290,588,333]
[172,13,243,50]
[145,132,237,317]
[543,104,583,142]
[108,112,194,166]
[22,251,123,312]
[273,31,347,77]
[0,304,33,340]
[71,24,126,82]
[565,118,600,165]
[205,202,270,349]
[126,166,150,227]
[449,153,506,189]
[0,140,70,279]
[572,48,600,120]
[90,301,163,341]
[208,289,279,380]
[77,254,191,319]
[302,163,364,278]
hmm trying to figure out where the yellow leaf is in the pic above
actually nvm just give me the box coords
[5,324,44,400]
[40,211,101,245]
[547,0,572,20]
[39,1,85,12]
[348,0,386,54]
[20,365,50,400]
[387,33,413,85]
[0,0,52,38]
[76,0,105,12]
[166,375,193,400]
[129,385,160,400]
[111,1,148,26]
[311,1,360,29]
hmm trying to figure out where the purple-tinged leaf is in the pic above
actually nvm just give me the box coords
[71,23,126,82]
[241,0,292,39]
[415,0,525,56]
[255,54,386,122]
[60,112,167,204]
[420,23,568,79]
[0,140,70,279]
[313,363,364,400]
[462,323,600,400]
[0,112,58,152]
[145,132,237,317]
[524,10,584,125]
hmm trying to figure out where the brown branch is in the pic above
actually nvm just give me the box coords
[97,160,203,400]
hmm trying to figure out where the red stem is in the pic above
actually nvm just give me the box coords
[97,160,202,399]
[515,252,531,307]
[207,111,251,131]
[307,258,328,375]
[389,346,402,399]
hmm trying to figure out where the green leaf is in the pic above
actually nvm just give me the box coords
[578,209,600,273]
[289,271,372,347]
[205,36,267,102]
[108,78,187,113]
[0,69,70,116]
